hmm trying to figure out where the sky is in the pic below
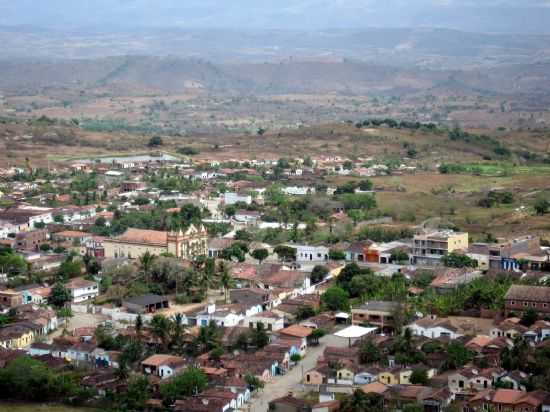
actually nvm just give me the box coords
[0,0,549,34]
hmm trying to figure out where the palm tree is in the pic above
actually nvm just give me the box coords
[139,251,156,282]
[218,261,235,304]
[151,314,172,351]
[197,258,216,293]
[194,321,221,354]
[135,314,143,338]
[171,313,185,354]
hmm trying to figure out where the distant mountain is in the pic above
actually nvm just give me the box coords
[1,55,550,98]
[0,26,549,69]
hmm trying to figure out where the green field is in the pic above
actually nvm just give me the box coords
[0,403,98,412]
[441,162,550,176]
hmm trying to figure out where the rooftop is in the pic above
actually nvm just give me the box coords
[505,285,550,302]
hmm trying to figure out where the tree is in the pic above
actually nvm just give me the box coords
[310,265,329,284]
[235,332,250,351]
[390,250,409,264]
[135,314,143,337]
[218,262,235,303]
[171,313,185,353]
[39,243,51,252]
[321,287,350,311]
[296,305,316,321]
[151,314,172,351]
[290,353,301,364]
[235,229,253,241]
[521,307,538,327]
[139,250,156,280]
[444,341,474,370]
[442,252,478,268]
[251,248,269,264]
[329,249,346,261]
[221,243,248,263]
[338,262,362,287]
[160,367,207,405]
[48,282,71,308]
[117,376,150,411]
[309,328,325,346]
[250,323,269,349]
[501,336,529,371]
[58,255,83,279]
[0,249,28,277]
[274,245,296,262]
[403,404,425,412]
[535,197,550,215]
[340,390,384,412]
[358,180,373,191]
[148,135,163,147]
[0,357,86,402]
[194,321,222,354]
[244,373,264,391]
[410,369,429,385]
[347,275,374,298]
[359,340,381,364]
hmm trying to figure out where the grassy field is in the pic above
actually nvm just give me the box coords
[371,172,550,240]
[0,403,98,412]
[442,162,550,176]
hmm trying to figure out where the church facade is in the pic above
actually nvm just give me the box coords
[103,225,208,261]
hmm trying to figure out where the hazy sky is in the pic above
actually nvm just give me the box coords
[1,0,549,33]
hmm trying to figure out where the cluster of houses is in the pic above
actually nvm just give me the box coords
[1,152,550,411]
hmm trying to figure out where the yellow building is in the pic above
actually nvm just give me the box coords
[104,225,208,260]
[378,367,436,385]
[413,230,469,266]
[0,324,35,349]
[378,370,400,385]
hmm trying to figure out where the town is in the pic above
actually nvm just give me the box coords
[1,147,550,412]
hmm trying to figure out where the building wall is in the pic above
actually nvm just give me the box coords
[0,330,35,349]
[0,291,22,307]
[103,241,167,259]
[378,372,399,385]
[304,371,325,385]
[448,233,469,253]
[505,298,550,317]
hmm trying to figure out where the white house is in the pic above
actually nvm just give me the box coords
[54,206,97,223]
[406,316,462,339]
[66,277,99,303]
[233,210,261,226]
[293,244,329,263]
[246,311,285,332]
[282,186,315,196]
[0,219,26,239]
[196,303,249,327]
[142,354,187,379]
[223,192,252,205]
[68,342,96,363]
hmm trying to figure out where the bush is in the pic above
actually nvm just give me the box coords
[177,146,200,156]
[311,265,329,284]
[148,136,163,147]
[321,287,350,311]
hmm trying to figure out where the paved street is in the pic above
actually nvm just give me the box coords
[248,333,349,412]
